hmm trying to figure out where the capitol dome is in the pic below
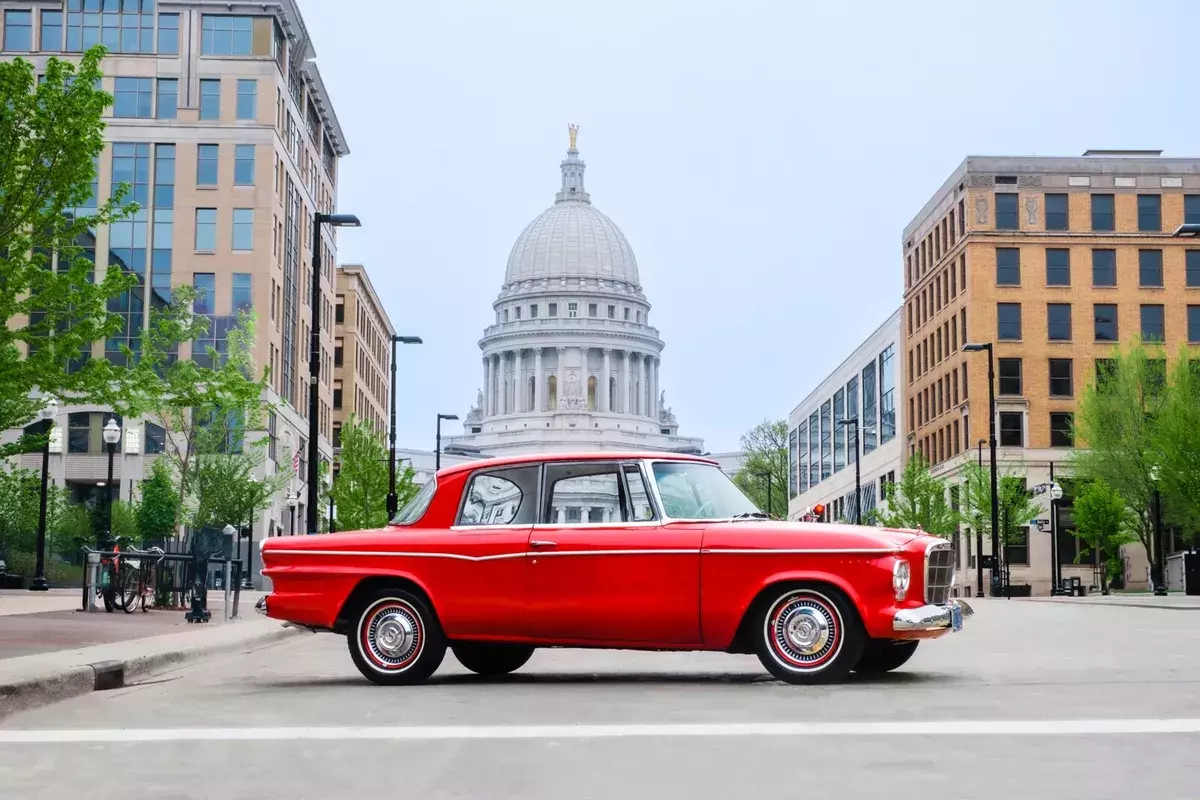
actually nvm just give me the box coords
[503,203,640,286]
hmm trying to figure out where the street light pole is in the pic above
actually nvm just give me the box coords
[975,438,985,598]
[435,413,459,472]
[307,211,361,536]
[387,335,423,518]
[837,417,862,524]
[30,396,59,592]
[964,342,1000,597]
[101,418,121,551]
[1150,467,1168,596]
[1049,462,1062,596]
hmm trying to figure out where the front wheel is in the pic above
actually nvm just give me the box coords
[452,642,534,676]
[347,589,446,686]
[754,586,865,685]
[854,639,919,675]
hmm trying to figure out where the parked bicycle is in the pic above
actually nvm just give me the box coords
[115,544,166,613]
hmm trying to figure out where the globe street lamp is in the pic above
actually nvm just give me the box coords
[286,490,298,536]
[29,395,60,592]
[387,335,423,518]
[435,413,459,472]
[963,342,1000,596]
[100,417,122,551]
[307,211,361,537]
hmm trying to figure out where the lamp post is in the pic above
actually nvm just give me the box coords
[838,417,863,524]
[387,335,423,518]
[435,414,459,472]
[29,395,59,592]
[1048,462,1064,596]
[307,211,361,536]
[286,490,298,536]
[100,418,121,551]
[964,342,1000,596]
[975,438,985,598]
[1149,466,1168,596]
[327,469,335,533]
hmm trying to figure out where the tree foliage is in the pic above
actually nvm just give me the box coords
[1071,479,1136,593]
[874,452,959,536]
[191,422,288,533]
[959,461,1043,548]
[732,419,788,519]
[332,416,413,531]
[136,457,178,546]
[1154,349,1200,546]
[0,47,139,457]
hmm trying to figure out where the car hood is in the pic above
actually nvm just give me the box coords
[701,519,932,552]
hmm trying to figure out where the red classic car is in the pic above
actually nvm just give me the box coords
[258,452,972,685]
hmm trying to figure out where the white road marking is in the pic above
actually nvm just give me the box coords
[3,719,1200,744]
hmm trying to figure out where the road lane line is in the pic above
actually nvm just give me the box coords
[4,719,1200,743]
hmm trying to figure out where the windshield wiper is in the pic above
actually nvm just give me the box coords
[731,512,770,521]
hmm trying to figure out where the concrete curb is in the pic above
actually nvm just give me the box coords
[1019,597,1200,611]
[0,620,305,721]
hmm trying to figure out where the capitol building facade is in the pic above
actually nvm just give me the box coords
[441,127,704,457]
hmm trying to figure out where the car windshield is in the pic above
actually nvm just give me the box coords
[651,461,761,520]
[389,478,436,526]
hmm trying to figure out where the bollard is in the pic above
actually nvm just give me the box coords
[223,560,232,621]
[86,552,100,613]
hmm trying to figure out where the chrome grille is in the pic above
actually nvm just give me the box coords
[925,544,955,605]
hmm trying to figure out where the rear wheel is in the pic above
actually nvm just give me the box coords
[347,589,446,686]
[854,639,919,675]
[754,585,864,685]
[452,642,534,676]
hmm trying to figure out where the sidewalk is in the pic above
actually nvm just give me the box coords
[1020,593,1200,611]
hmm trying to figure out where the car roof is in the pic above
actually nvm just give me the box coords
[435,451,718,478]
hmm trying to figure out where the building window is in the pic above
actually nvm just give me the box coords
[1006,525,1029,566]
[1189,306,1200,343]
[192,273,216,314]
[195,208,217,252]
[861,361,877,455]
[158,13,179,54]
[1185,195,1200,226]
[155,78,178,119]
[236,78,257,120]
[1091,194,1114,231]
[995,193,1018,230]
[64,0,153,52]
[833,389,846,474]
[1092,249,1116,287]
[1137,194,1161,232]
[607,304,615,319]
[623,307,630,321]
[999,412,1024,447]
[1050,413,1074,448]
[1141,304,1165,343]
[334,340,343,366]
[879,345,896,443]
[4,10,31,51]
[1188,251,1200,287]
[529,304,538,318]
[201,14,254,56]
[548,302,557,317]
[1047,303,1072,341]
[199,79,221,120]
[997,303,1021,340]
[502,309,508,322]
[514,306,521,320]
[68,412,90,453]
[232,273,252,313]
[232,209,254,251]
[234,144,255,185]
[333,385,342,410]
[113,77,152,118]
[1139,249,1163,287]
[1046,248,1070,286]
[1049,358,1073,397]
[588,303,597,317]
[820,400,832,480]
[567,302,578,318]
[996,248,1020,285]
[145,422,166,454]
[40,10,63,51]
[998,358,1022,396]
[1045,193,1068,230]
[1094,304,1118,342]
[197,144,219,187]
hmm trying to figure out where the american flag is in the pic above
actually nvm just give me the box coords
[292,450,300,474]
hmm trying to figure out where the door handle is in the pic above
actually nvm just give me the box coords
[530,540,557,548]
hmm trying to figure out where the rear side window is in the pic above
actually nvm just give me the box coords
[457,466,540,526]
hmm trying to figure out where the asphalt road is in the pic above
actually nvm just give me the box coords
[2,598,1199,799]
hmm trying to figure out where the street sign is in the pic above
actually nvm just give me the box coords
[1033,518,1051,532]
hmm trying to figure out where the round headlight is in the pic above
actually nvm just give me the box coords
[893,558,911,601]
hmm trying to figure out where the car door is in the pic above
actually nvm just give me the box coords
[526,460,702,645]
[433,465,538,640]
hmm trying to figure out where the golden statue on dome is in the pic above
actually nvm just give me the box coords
[568,123,579,150]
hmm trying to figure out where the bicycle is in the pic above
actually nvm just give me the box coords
[115,544,165,614]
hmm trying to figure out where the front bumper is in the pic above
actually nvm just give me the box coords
[893,599,973,632]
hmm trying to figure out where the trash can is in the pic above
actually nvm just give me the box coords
[1186,553,1200,597]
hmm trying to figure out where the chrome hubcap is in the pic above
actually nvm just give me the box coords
[782,607,830,655]
[373,611,416,658]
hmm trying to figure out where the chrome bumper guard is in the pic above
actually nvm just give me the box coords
[254,595,268,616]
[893,599,973,632]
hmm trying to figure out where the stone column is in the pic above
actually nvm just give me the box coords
[534,347,544,411]
[651,357,660,419]
[556,506,566,524]
[637,354,647,416]
[482,357,490,418]
[499,352,509,415]
[601,348,612,412]
[581,507,590,523]
[485,355,495,417]
[621,351,631,414]
[514,348,524,413]
[556,347,566,410]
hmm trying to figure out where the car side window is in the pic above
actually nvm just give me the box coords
[624,465,657,521]
[544,462,627,524]
[457,466,539,526]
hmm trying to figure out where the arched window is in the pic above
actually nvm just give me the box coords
[609,377,617,412]
[587,376,597,410]
[548,375,557,409]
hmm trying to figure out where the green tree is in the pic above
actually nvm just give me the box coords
[332,416,410,531]
[1071,479,1136,594]
[1155,349,1200,546]
[109,499,139,544]
[0,466,41,557]
[137,458,179,546]
[874,452,959,536]
[959,461,1043,563]
[0,47,139,457]
[191,422,288,534]
[732,419,788,518]
[1071,342,1165,567]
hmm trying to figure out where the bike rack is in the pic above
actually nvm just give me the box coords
[80,547,245,620]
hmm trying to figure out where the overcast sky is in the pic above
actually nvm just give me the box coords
[299,0,1198,453]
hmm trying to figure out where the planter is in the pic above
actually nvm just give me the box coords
[0,573,27,590]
